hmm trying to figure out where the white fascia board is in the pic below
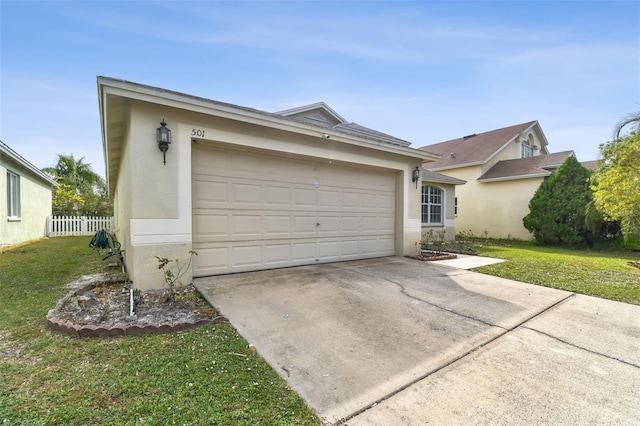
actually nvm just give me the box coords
[477,172,550,183]
[0,141,58,186]
[97,77,435,162]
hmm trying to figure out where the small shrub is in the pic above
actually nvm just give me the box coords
[156,251,198,301]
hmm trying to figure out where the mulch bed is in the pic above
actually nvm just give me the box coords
[47,274,222,337]
[406,251,458,261]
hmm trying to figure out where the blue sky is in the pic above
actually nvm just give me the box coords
[1,1,639,179]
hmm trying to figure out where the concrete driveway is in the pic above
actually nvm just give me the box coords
[194,257,640,425]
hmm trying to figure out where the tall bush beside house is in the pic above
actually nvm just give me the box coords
[591,132,640,249]
[523,156,597,247]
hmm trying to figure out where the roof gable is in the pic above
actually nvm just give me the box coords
[419,121,543,169]
[277,102,346,127]
[278,102,411,147]
[477,151,574,182]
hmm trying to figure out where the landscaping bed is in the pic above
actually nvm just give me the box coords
[407,250,458,261]
[47,273,221,337]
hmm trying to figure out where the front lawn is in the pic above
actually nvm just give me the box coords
[0,237,320,425]
[474,241,640,305]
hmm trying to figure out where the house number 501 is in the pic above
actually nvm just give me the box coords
[191,129,205,137]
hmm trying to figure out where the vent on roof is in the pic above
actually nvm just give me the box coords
[463,134,477,139]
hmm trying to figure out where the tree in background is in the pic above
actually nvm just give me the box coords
[591,132,640,249]
[612,110,640,139]
[43,154,113,216]
[523,156,597,247]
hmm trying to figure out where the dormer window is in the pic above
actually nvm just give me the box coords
[521,137,534,158]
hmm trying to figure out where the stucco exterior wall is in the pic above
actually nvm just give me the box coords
[421,182,458,241]
[117,100,424,290]
[1,158,53,248]
[430,165,541,240]
[471,178,542,240]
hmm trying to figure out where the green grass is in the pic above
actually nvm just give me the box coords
[0,237,320,425]
[473,241,640,305]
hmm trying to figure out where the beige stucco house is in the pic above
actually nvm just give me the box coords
[1,141,57,249]
[419,121,573,240]
[98,77,462,290]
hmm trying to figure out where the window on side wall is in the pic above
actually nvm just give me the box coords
[421,185,443,224]
[7,171,21,219]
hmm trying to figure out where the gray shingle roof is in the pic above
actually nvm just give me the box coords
[477,151,574,181]
[581,160,600,172]
[278,103,411,147]
[419,121,538,169]
[420,168,466,185]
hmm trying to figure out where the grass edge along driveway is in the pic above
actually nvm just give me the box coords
[474,241,640,306]
[0,237,320,425]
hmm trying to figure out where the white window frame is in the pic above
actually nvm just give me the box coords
[521,138,534,158]
[421,185,443,225]
[7,171,21,219]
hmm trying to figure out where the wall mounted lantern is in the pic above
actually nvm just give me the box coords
[156,119,171,165]
[412,166,421,189]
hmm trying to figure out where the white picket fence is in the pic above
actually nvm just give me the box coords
[47,216,114,237]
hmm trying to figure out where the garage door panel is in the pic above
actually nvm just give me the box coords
[264,244,291,265]
[318,241,340,260]
[318,215,340,232]
[292,242,316,262]
[292,188,316,207]
[264,185,291,205]
[379,215,396,232]
[264,215,291,235]
[231,215,262,236]
[293,215,317,233]
[195,247,229,273]
[193,213,228,240]
[192,145,397,276]
[193,180,228,205]
[232,183,262,205]
[341,240,360,256]
[232,246,262,267]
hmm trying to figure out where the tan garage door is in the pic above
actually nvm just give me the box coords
[192,144,396,276]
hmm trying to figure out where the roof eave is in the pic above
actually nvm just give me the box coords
[97,77,436,188]
[0,141,58,187]
[478,171,551,183]
[422,177,467,185]
[427,160,486,171]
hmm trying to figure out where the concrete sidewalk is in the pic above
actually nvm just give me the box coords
[431,253,507,269]
[195,257,640,425]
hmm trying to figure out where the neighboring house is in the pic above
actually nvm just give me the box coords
[98,77,462,290]
[581,160,600,172]
[419,121,574,240]
[1,140,57,249]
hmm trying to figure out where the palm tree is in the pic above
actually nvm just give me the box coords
[42,154,105,194]
[43,154,112,216]
[612,110,640,139]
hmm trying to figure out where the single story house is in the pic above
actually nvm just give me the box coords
[98,77,462,290]
[1,140,57,249]
[419,121,573,240]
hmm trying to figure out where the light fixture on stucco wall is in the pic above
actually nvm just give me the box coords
[412,166,421,189]
[156,119,171,164]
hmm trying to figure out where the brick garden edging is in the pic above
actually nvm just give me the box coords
[46,284,225,338]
